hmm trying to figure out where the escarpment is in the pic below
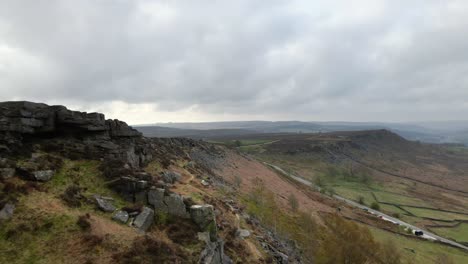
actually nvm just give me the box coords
[0,101,235,264]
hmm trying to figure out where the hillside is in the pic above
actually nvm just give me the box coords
[213,130,468,253]
[1,102,468,264]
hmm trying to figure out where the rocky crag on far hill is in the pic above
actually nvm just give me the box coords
[0,101,245,263]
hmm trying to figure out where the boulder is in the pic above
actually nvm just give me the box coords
[148,188,190,218]
[148,188,167,212]
[190,205,217,240]
[161,171,181,184]
[0,202,15,220]
[165,193,190,218]
[33,170,54,181]
[190,205,215,230]
[112,210,129,224]
[93,195,116,212]
[236,229,251,239]
[133,206,154,231]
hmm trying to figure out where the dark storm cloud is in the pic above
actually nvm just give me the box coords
[1,0,468,122]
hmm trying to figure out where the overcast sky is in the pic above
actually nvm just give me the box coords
[1,0,468,124]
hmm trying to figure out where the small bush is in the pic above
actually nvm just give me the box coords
[288,193,299,212]
[61,184,83,207]
[77,214,91,231]
[371,202,380,211]
[358,196,365,205]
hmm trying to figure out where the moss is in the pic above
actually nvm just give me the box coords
[47,159,126,208]
[155,211,171,225]
[206,221,218,241]
[145,160,163,175]
[0,211,79,264]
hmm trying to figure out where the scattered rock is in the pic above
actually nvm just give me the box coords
[236,229,251,239]
[0,168,15,179]
[93,195,116,212]
[201,180,210,186]
[33,170,54,181]
[0,202,15,220]
[112,210,129,224]
[133,206,154,231]
[161,171,181,184]
[199,237,233,264]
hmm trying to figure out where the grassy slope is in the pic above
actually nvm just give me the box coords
[223,137,468,262]
[369,226,468,264]
[0,158,210,264]
[431,224,468,243]
[0,159,135,263]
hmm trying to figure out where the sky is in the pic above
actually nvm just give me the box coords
[1,0,468,125]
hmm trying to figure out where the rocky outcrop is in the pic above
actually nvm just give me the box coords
[0,101,145,165]
[147,188,190,218]
[0,101,140,137]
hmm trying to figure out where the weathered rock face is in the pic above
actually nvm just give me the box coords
[0,101,143,159]
[0,101,140,137]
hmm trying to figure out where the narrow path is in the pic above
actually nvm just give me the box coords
[263,162,468,252]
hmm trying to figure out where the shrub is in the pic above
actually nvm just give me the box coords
[434,254,454,264]
[77,214,91,231]
[61,184,83,207]
[371,202,380,211]
[358,196,365,205]
[288,193,299,212]
[391,213,400,219]
[233,175,242,189]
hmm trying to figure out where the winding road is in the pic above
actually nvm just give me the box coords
[264,162,468,251]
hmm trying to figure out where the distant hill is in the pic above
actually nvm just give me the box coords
[136,121,468,145]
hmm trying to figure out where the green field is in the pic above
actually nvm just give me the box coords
[374,192,431,207]
[368,226,468,264]
[431,223,468,243]
[402,207,468,221]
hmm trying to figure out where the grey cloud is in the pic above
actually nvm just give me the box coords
[0,0,468,122]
